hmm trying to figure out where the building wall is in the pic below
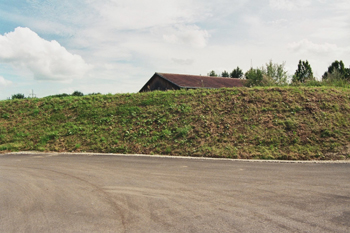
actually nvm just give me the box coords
[140,76,180,92]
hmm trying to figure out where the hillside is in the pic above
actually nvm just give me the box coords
[1,87,350,160]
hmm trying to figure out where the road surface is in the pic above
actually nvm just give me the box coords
[1,153,349,232]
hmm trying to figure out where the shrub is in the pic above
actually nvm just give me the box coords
[245,68,275,87]
[245,68,264,87]
[323,60,350,81]
[72,91,84,96]
[321,70,350,88]
[11,93,25,100]
[244,61,288,87]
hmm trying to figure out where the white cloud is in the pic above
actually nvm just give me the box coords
[88,0,208,30]
[269,0,294,10]
[163,25,209,48]
[0,76,12,88]
[1,0,350,99]
[288,39,338,54]
[269,0,312,10]
[171,58,195,66]
[0,27,89,81]
[287,39,350,78]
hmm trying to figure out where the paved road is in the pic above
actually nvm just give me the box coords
[0,153,349,233]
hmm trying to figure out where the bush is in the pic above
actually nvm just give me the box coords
[48,93,70,98]
[321,71,350,87]
[323,60,350,81]
[244,61,289,87]
[11,93,25,100]
[245,68,263,87]
[290,79,322,87]
[72,91,84,96]
[245,68,275,87]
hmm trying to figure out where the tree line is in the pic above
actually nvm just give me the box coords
[207,60,350,87]
[9,91,101,100]
[208,67,244,79]
[8,59,350,99]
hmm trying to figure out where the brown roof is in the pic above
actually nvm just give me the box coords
[157,73,245,89]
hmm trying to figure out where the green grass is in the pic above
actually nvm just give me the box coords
[1,87,350,160]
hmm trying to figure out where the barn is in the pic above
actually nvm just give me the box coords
[139,72,245,92]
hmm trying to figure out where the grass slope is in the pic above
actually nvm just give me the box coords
[1,87,350,160]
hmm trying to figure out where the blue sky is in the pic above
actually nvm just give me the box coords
[0,0,349,99]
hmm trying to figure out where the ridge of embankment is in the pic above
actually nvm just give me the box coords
[1,87,350,160]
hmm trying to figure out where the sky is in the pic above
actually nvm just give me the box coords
[0,0,349,99]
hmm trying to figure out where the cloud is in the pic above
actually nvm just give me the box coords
[163,25,209,48]
[269,0,312,10]
[171,58,194,66]
[0,76,12,88]
[1,0,350,99]
[89,0,208,30]
[0,27,89,81]
[288,39,338,54]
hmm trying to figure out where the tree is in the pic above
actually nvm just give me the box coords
[244,68,264,87]
[11,93,25,100]
[264,60,288,85]
[72,91,84,96]
[244,61,289,87]
[208,70,218,77]
[322,60,349,80]
[230,67,243,79]
[221,70,229,77]
[292,60,314,83]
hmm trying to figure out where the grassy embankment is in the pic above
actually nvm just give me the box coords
[1,87,350,160]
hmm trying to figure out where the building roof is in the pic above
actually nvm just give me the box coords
[156,73,245,89]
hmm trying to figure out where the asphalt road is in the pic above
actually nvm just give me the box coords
[1,153,349,233]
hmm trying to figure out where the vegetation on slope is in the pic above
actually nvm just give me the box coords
[1,87,350,160]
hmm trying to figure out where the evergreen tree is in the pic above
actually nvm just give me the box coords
[221,70,229,77]
[208,70,218,77]
[230,67,243,78]
[293,60,313,83]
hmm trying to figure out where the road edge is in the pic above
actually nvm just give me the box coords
[2,151,350,164]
